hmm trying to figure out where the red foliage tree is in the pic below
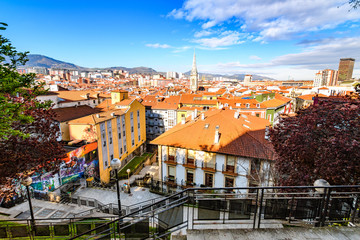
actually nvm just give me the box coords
[270,100,360,186]
[0,96,66,198]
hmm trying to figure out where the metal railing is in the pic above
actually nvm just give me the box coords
[67,185,360,239]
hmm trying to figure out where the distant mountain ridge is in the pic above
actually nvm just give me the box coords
[25,54,158,74]
[25,54,272,80]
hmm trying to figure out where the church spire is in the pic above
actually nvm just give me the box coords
[190,49,198,92]
[191,49,197,76]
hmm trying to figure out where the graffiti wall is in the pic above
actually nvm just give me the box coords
[31,142,98,192]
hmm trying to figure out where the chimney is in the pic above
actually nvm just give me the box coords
[111,112,115,117]
[96,114,100,118]
[201,113,205,120]
[234,111,240,119]
[194,109,198,118]
[181,117,186,124]
[214,125,220,144]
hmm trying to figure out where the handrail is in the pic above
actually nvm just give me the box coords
[69,185,360,239]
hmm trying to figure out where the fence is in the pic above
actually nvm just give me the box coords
[69,185,360,239]
[3,185,359,239]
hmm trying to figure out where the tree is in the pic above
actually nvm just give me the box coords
[0,22,47,139]
[0,24,66,199]
[270,100,360,186]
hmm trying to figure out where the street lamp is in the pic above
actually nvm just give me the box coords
[127,169,131,194]
[110,158,122,218]
[21,177,35,232]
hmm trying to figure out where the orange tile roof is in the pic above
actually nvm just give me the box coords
[151,109,275,160]
[53,106,102,122]
[262,98,288,108]
[297,94,328,100]
[68,109,125,125]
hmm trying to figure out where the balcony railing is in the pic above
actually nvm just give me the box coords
[164,155,177,165]
[222,164,238,176]
[183,158,196,168]
[201,162,217,172]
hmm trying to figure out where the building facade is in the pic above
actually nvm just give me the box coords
[338,58,355,82]
[151,109,275,191]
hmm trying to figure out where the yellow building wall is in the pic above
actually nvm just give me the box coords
[60,122,70,141]
[68,124,95,141]
[97,100,146,183]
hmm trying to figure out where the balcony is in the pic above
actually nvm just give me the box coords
[222,164,238,176]
[164,155,177,165]
[182,158,196,169]
[201,162,217,173]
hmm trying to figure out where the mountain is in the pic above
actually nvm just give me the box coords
[25,54,158,74]
[26,54,82,69]
[184,71,273,81]
[25,54,273,79]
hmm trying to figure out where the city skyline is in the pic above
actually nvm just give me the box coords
[1,0,360,80]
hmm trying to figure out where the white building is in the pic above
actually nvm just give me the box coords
[151,109,275,191]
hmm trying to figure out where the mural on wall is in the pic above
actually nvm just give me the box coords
[31,142,98,192]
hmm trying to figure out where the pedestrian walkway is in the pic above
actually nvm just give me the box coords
[118,162,159,186]
[72,186,163,207]
[0,199,93,220]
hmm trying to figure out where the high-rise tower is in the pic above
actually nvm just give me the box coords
[190,51,198,92]
[338,58,355,82]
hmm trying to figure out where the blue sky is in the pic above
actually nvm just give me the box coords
[1,0,360,80]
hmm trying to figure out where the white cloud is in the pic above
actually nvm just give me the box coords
[192,30,245,48]
[197,37,360,79]
[145,43,172,48]
[250,55,261,60]
[169,0,360,40]
[194,29,215,38]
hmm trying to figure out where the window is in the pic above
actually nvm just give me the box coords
[103,141,106,147]
[181,114,185,118]
[138,135,141,141]
[225,177,234,187]
[246,103,250,108]
[123,130,125,136]
[186,170,194,184]
[110,154,114,160]
[226,156,236,172]
[120,148,123,154]
[137,110,140,117]
[78,102,81,105]
[168,166,175,181]
[124,145,127,152]
[109,137,112,144]
[168,147,176,162]
[187,150,195,165]
[131,126,134,132]
[138,123,140,128]
[93,100,96,104]
[118,133,121,139]
[204,152,215,169]
[256,113,260,117]
[205,173,213,187]
[132,140,134,146]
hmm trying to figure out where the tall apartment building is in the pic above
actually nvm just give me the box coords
[68,91,146,183]
[338,58,355,82]
[314,69,338,87]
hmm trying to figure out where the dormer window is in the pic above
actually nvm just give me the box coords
[236,103,241,107]
[246,103,250,108]
[256,103,260,108]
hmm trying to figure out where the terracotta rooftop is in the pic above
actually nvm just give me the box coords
[53,106,102,122]
[297,94,328,100]
[68,109,125,125]
[151,109,275,160]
